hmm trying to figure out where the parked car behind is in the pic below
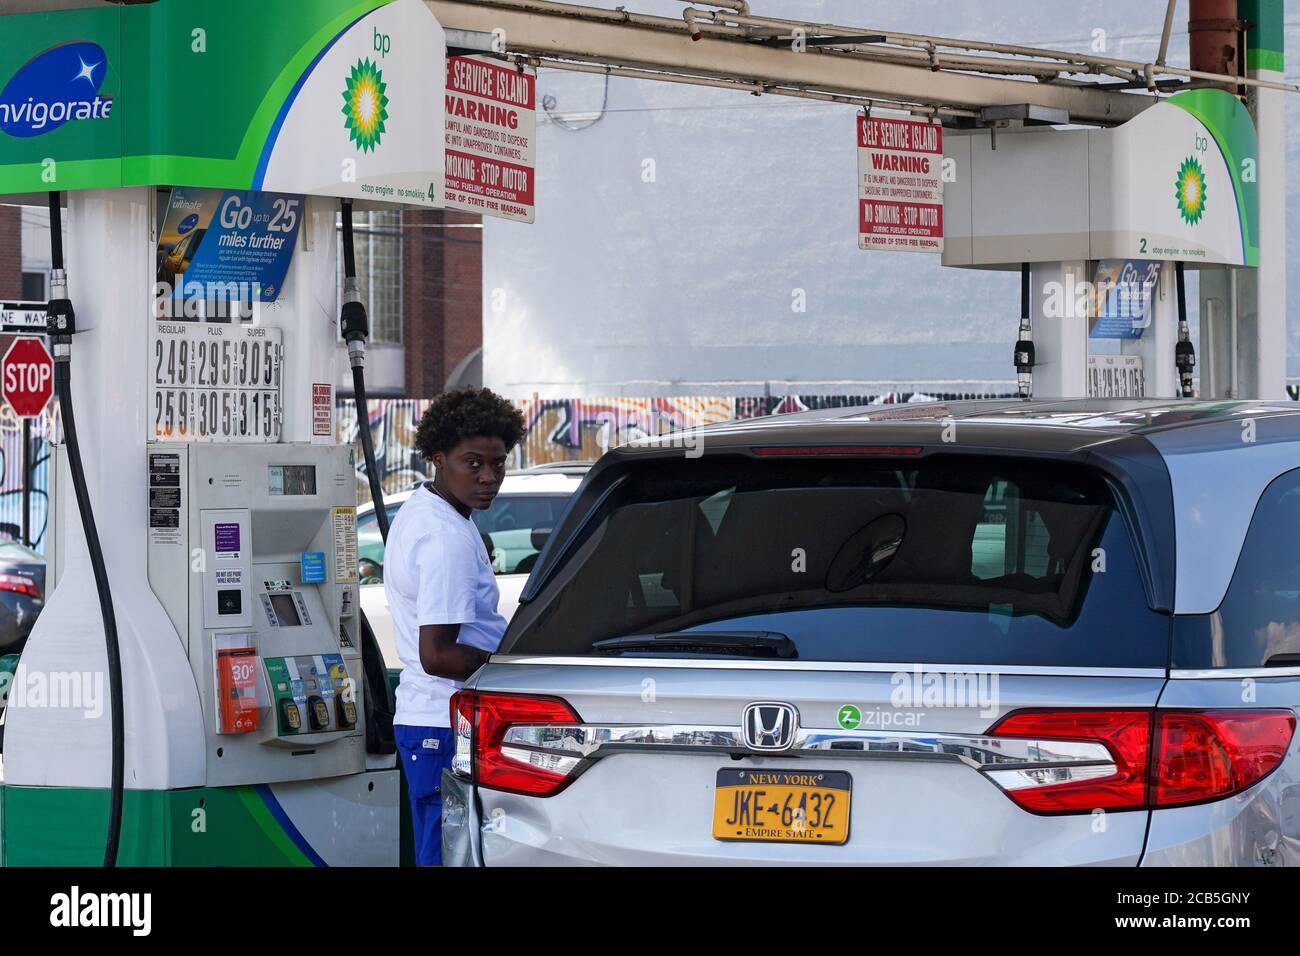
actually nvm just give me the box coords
[0,537,47,746]
[358,462,590,670]
[442,400,1300,866]
[0,538,45,657]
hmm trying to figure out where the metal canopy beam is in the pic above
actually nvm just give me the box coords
[426,0,1151,124]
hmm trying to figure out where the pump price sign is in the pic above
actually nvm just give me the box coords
[150,322,282,442]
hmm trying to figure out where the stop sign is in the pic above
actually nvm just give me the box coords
[2,337,54,418]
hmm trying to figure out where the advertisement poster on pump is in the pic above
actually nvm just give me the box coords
[156,186,303,310]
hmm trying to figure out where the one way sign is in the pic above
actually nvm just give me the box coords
[0,302,47,334]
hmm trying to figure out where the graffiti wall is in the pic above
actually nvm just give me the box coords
[336,391,1008,500]
[0,405,58,553]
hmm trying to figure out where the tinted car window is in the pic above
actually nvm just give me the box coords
[507,456,1169,667]
[471,495,571,574]
[356,493,570,581]
[1173,467,1300,668]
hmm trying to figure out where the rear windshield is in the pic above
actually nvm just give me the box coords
[505,456,1169,667]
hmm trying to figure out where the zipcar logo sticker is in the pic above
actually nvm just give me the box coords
[0,41,113,139]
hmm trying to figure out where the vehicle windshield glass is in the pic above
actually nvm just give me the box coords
[506,456,1168,667]
[357,502,401,584]
[472,494,572,574]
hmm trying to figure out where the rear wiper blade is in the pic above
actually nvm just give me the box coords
[591,630,797,659]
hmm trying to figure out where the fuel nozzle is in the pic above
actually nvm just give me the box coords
[1014,320,1035,399]
[340,280,368,363]
[47,269,76,348]
[1174,261,1194,398]
[45,194,75,360]
[1176,324,1196,398]
[1014,262,1033,398]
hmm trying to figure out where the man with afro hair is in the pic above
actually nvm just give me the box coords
[384,386,525,865]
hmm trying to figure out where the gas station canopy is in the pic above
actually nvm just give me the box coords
[0,0,444,204]
[944,89,1260,270]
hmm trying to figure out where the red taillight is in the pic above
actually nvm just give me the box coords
[988,709,1152,812]
[0,572,40,599]
[986,708,1296,814]
[1153,710,1295,808]
[452,690,582,797]
[752,445,924,457]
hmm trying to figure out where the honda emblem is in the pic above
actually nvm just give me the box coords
[742,701,799,751]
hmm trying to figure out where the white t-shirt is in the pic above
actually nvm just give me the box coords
[387,483,507,728]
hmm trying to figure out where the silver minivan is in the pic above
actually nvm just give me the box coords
[442,400,1300,866]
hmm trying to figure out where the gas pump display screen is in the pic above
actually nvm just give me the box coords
[268,592,302,627]
[268,464,316,496]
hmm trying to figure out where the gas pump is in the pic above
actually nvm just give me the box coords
[0,0,445,866]
[143,440,365,783]
[943,88,1258,399]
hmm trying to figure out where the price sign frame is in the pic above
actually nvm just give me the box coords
[150,321,283,443]
[1087,353,1146,399]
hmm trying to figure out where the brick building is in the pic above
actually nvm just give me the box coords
[330,205,483,399]
[0,205,22,301]
[398,208,483,398]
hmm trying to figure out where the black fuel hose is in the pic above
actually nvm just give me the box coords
[47,192,124,867]
[352,363,389,542]
[340,199,394,754]
[340,200,388,541]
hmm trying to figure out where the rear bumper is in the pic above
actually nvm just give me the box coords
[441,769,484,867]
[1141,773,1299,867]
[453,754,1149,866]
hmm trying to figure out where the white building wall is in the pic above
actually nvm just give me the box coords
[483,0,1300,399]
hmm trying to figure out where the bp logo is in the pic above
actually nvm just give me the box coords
[1175,155,1207,225]
[341,58,389,152]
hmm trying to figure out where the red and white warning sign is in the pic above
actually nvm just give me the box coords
[857,115,944,253]
[311,383,333,443]
[444,55,536,223]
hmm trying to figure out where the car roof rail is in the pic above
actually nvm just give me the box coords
[514,460,595,475]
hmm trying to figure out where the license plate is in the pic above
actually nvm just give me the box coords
[713,769,851,845]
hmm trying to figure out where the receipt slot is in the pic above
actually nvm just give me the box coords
[147,442,364,787]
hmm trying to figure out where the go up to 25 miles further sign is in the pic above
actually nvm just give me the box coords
[444,55,536,223]
[858,115,944,253]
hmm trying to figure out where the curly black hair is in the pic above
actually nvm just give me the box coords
[414,386,525,459]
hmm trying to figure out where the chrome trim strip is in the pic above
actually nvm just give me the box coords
[489,655,1167,678]
[986,763,1117,791]
[1170,666,1300,680]
[499,723,1114,777]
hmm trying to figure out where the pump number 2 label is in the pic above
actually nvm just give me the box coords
[150,322,283,443]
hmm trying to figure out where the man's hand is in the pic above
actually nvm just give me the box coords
[418,623,489,681]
